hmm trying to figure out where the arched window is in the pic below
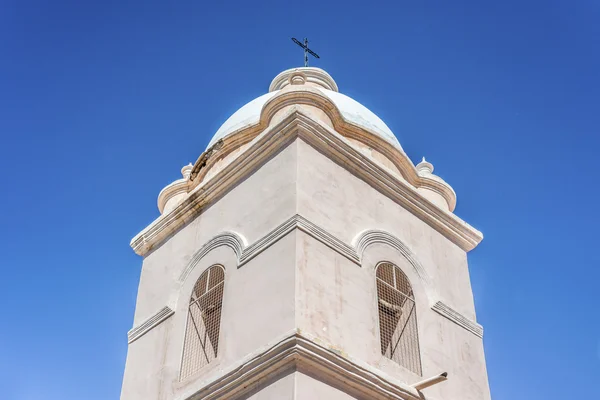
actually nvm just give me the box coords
[180,265,225,380]
[376,262,422,375]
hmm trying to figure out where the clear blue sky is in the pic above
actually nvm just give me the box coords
[1,1,598,399]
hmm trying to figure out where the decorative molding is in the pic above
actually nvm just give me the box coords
[157,164,194,214]
[294,214,360,264]
[127,306,175,344]
[130,111,300,257]
[239,214,360,266]
[269,67,339,92]
[131,109,482,256]
[177,333,421,400]
[176,217,436,297]
[177,214,360,285]
[178,232,246,283]
[192,85,456,212]
[354,229,433,287]
[431,301,483,338]
[157,178,190,214]
[238,215,297,266]
[290,113,480,250]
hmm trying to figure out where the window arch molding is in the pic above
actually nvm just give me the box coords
[354,229,435,303]
[177,231,246,285]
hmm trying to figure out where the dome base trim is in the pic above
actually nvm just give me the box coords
[133,108,480,256]
[193,86,456,211]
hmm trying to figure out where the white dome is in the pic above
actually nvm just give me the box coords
[208,92,278,148]
[207,68,401,150]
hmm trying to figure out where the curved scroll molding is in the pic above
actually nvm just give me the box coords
[260,87,413,184]
[132,110,482,256]
[178,232,246,284]
[157,178,190,213]
[189,87,455,207]
[354,229,433,288]
[189,87,415,185]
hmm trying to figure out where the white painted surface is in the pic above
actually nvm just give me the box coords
[122,138,490,400]
[321,88,400,148]
[207,69,401,149]
[122,67,489,400]
[208,92,278,148]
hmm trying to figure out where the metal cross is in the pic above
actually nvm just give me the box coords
[291,37,320,67]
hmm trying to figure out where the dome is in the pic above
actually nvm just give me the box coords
[206,68,401,150]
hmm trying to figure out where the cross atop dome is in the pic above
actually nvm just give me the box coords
[291,37,320,67]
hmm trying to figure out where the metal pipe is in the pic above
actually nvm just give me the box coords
[412,372,448,390]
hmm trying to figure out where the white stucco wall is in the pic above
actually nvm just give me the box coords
[121,137,489,400]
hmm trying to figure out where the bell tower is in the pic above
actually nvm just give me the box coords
[121,67,491,400]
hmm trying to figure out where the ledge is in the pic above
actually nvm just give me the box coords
[127,306,175,344]
[177,332,422,400]
[131,109,482,257]
[432,301,483,338]
[190,86,457,211]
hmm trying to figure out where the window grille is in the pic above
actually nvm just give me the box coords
[376,262,422,375]
[180,265,225,380]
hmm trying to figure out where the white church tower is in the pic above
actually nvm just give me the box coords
[121,67,491,400]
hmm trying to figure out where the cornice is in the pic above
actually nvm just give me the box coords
[177,332,422,400]
[189,86,456,212]
[261,87,416,177]
[130,115,299,256]
[131,109,482,256]
[432,301,483,338]
[290,110,481,250]
[127,306,174,344]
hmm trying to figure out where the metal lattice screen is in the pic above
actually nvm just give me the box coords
[180,265,225,380]
[376,262,422,375]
